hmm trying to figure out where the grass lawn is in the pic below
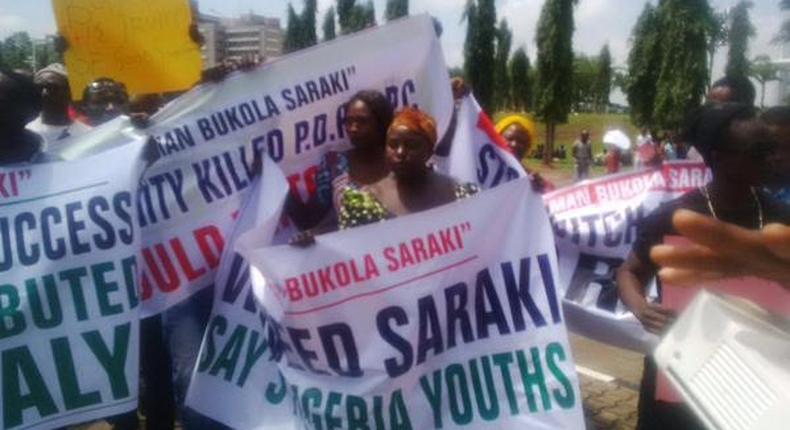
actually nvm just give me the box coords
[493,112,640,187]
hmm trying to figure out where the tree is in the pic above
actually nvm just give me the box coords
[626,3,662,127]
[594,44,612,112]
[725,1,755,80]
[0,32,33,71]
[323,7,337,41]
[535,0,576,164]
[572,54,598,112]
[510,47,532,111]
[463,0,497,114]
[284,4,303,53]
[385,0,409,22]
[750,55,780,108]
[362,1,376,28]
[283,1,317,53]
[653,0,712,130]
[302,0,318,47]
[493,19,512,111]
[337,0,355,32]
[337,0,376,34]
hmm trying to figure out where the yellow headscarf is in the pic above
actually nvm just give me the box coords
[495,115,538,149]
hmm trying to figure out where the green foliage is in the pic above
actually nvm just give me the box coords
[594,44,612,112]
[725,1,754,80]
[509,47,532,111]
[653,0,713,129]
[493,19,512,111]
[535,0,576,162]
[284,5,301,53]
[385,0,409,22]
[0,32,60,72]
[323,7,337,41]
[1,32,33,71]
[284,1,318,53]
[626,3,662,127]
[337,0,376,34]
[571,54,598,112]
[463,0,497,114]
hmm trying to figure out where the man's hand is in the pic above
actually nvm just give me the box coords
[651,210,790,289]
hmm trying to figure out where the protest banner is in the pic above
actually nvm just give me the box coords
[434,95,527,189]
[52,15,454,315]
[52,0,202,97]
[238,178,584,429]
[544,162,710,352]
[0,140,148,430]
[185,156,296,429]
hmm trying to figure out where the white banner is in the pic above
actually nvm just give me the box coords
[52,15,453,315]
[0,141,148,430]
[240,178,584,429]
[434,96,526,189]
[185,156,294,429]
[544,162,710,352]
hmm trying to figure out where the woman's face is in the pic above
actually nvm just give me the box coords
[385,125,432,178]
[502,124,531,159]
[345,100,379,150]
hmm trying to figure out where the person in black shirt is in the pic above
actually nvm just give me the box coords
[0,69,43,165]
[617,103,789,430]
[651,210,790,288]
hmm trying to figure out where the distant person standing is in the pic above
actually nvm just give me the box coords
[635,128,654,169]
[606,148,622,174]
[572,129,593,180]
[662,138,677,161]
[27,64,91,151]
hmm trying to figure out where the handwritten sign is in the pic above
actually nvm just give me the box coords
[52,0,202,98]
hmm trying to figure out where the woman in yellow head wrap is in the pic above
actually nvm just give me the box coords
[495,115,538,160]
[495,114,553,193]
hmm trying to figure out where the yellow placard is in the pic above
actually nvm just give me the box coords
[52,0,202,99]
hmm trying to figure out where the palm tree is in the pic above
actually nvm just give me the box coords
[750,55,780,108]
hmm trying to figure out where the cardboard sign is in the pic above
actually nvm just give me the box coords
[52,0,202,98]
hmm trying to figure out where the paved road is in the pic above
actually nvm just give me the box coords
[570,333,646,430]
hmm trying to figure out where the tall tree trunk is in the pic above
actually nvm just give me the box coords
[761,82,766,109]
[543,122,554,165]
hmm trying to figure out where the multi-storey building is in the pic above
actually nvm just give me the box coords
[198,12,283,68]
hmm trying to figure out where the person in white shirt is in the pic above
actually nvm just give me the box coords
[26,63,91,151]
[635,127,653,169]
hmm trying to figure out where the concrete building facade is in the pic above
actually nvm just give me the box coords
[198,12,283,68]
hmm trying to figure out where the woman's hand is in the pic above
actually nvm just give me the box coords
[289,230,316,248]
[650,210,790,289]
[634,301,676,334]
